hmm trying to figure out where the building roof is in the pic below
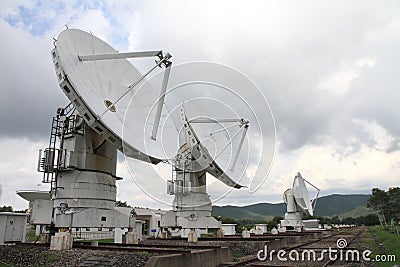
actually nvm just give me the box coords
[0,212,28,216]
[114,207,166,217]
[16,190,51,202]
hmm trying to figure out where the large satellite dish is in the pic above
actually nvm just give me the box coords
[47,27,276,236]
[178,104,247,188]
[54,28,175,162]
[53,28,252,189]
[280,173,320,232]
[122,59,276,196]
[292,173,319,216]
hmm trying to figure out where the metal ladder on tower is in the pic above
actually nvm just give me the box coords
[40,103,75,188]
[172,166,183,210]
[49,103,75,192]
[49,116,61,192]
[40,116,60,183]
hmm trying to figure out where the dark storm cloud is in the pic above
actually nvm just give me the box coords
[386,140,400,154]
[128,1,400,154]
[1,0,400,210]
[244,2,400,153]
[0,21,67,140]
[1,0,399,153]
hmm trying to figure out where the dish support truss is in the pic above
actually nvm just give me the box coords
[36,105,137,232]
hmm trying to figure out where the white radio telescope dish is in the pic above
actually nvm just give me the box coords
[279,173,320,232]
[51,28,276,235]
[54,29,256,189]
[54,29,176,162]
[53,28,276,215]
[292,173,319,216]
[123,61,274,193]
[178,104,247,188]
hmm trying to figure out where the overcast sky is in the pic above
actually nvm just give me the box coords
[1,0,399,210]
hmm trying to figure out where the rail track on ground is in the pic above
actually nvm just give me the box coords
[16,230,341,258]
[14,228,370,266]
[18,240,223,254]
[73,241,224,254]
[227,227,368,266]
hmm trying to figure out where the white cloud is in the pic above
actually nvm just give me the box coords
[0,138,49,210]
[1,1,400,211]
[316,57,377,95]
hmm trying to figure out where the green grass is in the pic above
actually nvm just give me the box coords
[97,238,114,243]
[362,227,375,247]
[35,252,62,265]
[200,233,213,238]
[26,229,36,242]
[232,252,245,258]
[0,260,15,267]
[136,251,150,256]
[77,238,115,243]
[367,226,400,267]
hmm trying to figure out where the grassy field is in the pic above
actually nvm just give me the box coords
[25,228,36,242]
[365,226,400,267]
[0,261,14,267]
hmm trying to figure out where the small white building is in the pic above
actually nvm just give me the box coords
[254,223,268,234]
[0,212,28,244]
[303,219,319,230]
[114,220,144,243]
[134,208,164,238]
[115,207,166,239]
[221,224,236,236]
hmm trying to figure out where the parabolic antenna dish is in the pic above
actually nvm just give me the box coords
[53,29,177,162]
[123,62,270,190]
[179,104,246,188]
[293,173,314,216]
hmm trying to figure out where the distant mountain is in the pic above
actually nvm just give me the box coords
[313,194,371,216]
[212,194,373,220]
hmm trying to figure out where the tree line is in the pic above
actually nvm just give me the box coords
[367,187,400,224]
[215,213,380,233]
[2,187,397,230]
[213,187,400,232]
[0,205,27,213]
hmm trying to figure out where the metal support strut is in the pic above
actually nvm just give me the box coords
[151,63,172,140]
[77,50,172,120]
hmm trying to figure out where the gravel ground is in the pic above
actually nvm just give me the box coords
[250,227,376,266]
[0,244,150,267]
[140,238,266,257]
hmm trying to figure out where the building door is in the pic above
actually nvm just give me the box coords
[4,216,23,242]
[4,216,15,241]
[142,220,149,236]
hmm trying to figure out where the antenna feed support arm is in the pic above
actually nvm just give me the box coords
[156,51,172,68]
